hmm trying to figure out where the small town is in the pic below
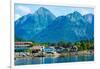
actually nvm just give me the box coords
[15,41,94,58]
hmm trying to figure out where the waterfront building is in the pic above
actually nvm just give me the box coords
[15,42,32,52]
[43,47,56,53]
[31,46,45,53]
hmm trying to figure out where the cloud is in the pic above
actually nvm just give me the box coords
[15,5,33,21]
[16,6,32,15]
[15,14,21,21]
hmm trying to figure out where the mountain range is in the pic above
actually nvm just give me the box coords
[15,7,94,43]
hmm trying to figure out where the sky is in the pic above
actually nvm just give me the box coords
[14,3,94,21]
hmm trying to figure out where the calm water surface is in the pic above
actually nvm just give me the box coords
[15,55,94,65]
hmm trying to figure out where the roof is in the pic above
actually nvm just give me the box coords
[15,42,32,45]
[32,46,44,49]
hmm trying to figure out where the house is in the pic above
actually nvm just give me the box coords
[43,47,56,53]
[55,47,64,53]
[15,42,32,52]
[69,45,78,52]
[31,46,44,53]
[55,45,78,53]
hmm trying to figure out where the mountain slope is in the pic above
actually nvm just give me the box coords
[83,14,94,39]
[15,7,94,43]
[15,7,56,40]
[32,12,94,43]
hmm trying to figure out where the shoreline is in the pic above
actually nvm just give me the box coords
[15,50,94,58]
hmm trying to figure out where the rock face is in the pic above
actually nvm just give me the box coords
[15,7,94,43]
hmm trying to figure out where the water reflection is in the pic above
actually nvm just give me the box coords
[15,55,94,65]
